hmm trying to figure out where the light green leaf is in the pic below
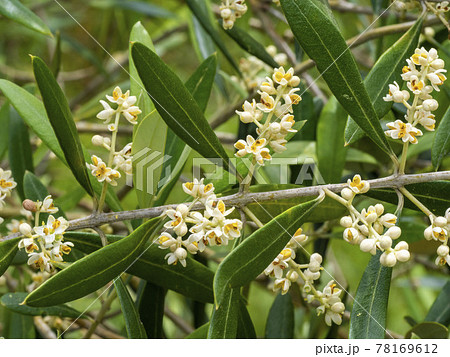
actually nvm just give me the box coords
[345,17,424,144]
[222,24,278,68]
[91,0,174,18]
[138,282,166,338]
[214,198,320,302]
[9,109,33,200]
[317,97,347,183]
[186,0,240,74]
[114,278,147,339]
[24,218,161,307]
[131,43,233,174]
[280,0,393,156]
[405,322,448,339]
[349,251,392,339]
[0,0,52,36]
[7,312,35,339]
[1,292,85,319]
[208,287,241,339]
[32,56,94,197]
[0,237,21,277]
[265,293,295,338]
[425,281,450,326]
[65,232,215,303]
[432,105,450,169]
[186,323,210,339]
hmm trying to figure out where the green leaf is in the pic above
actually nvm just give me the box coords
[214,198,320,302]
[24,217,161,307]
[91,0,174,18]
[1,292,85,319]
[345,17,424,144]
[65,232,215,303]
[265,293,295,338]
[0,103,10,160]
[222,24,278,68]
[186,0,240,74]
[186,322,209,339]
[425,281,450,326]
[51,31,62,78]
[138,282,166,338]
[0,237,21,277]
[114,278,147,339]
[281,0,393,156]
[131,43,233,174]
[432,105,450,169]
[0,0,52,36]
[0,80,65,162]
[208,287,241,339]
[236,300,256,338]
[9,108,33,200]
[349,251,392,339]
[23,171,48,202]
[405,322,448,339]
[32,56,94,197]
[365,181,450,215]
[317,97,347,183]
[7,312,35,339]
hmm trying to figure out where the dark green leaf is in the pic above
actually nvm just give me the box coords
[132,43,233,174]
[65,232,214,303]
[349,251,392,339]
[114,278,147,338]
[0,0,52,36]
[317,97,347,183]
[23,171,48,202]
[208,287,240,339]
[51,31,62,78]
[0,103,10,160]
[1,292,85,319]
[365,181,450,215]
[0,237,21,277]
[222,24,278,67]
[186,0,240,73]
[186,322,209,338]
[214,198,320,302]
[281,0,393,156]
[265,293,295,338]
[432,105,450,169]
[236,299,256,338]
[9,108,33,200]
[32,56,94,197]
[138,282,166,338]
[24,218,161,307]
[405,322,448,339]
[345,18,424,144]
[7,312,35,339]
[425,281,450,326]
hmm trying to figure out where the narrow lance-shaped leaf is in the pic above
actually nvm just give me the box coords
[208,287,241,339]
[345,17,424,144]
[221,23,278,68]
[425,280,450,326]
[0,103,10,160]
[432,105,450,169]
[349,251,392,339]
[0,238,22,277]
[0,0,52,36]
[186,0,240,74]
[24,217,161,307]
[114,278,147,339]
[214,198,320,302]
[405,322,449,339]
[236,300,256,338]
[138,282,166,338]
[132,43,234,175]
[265,293,295,339]
[32,56,94,197]
[280,0,393,156]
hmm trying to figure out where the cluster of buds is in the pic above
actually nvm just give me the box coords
[0,168,17,226]
[237,45,288,91]
[424,208,450,266]
[220,0,247,30]
[333,175,411,267]
[383,48,446,144]
[156,179,242,267]
[234,67,302,165]
[264,228,345,326]
[17,196,72,273]
[86,86,140,186]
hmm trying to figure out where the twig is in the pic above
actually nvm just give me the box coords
[34,316,57,339]
[164,306,195,334]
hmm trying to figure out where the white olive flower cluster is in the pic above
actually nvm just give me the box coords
[424,208,450,266]
[392,0,419,11]
[0,168,17,226]
[17,196,72,273]
[220,0,247,30]
[333,175,411,267]
[435,1,450,12]
[383,48,446,145]
[156,179,242,267]
[236,45,288,91]
[86,86,140,186]
[263,228,345,326]
[234,67,301,165]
